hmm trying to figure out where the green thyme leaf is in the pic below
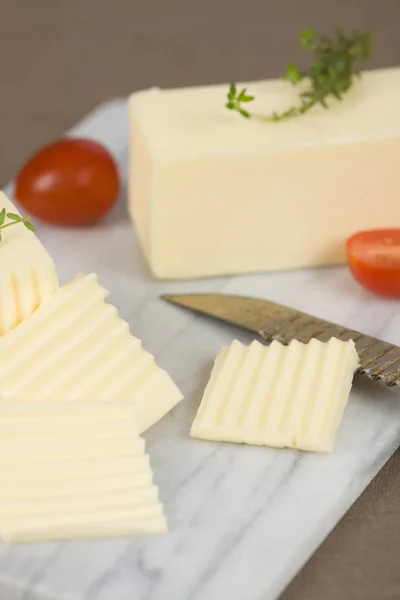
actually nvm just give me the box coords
[300,28,317,50]
[241,94,255,102]
[284,62,303,84]
[23,220,35,232]
[6,212,21,221]
[227,83,237,101]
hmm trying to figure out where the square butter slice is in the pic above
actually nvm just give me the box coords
[191,338,359,452]
[0,192,58,334]
[0,403,166,543]
[0,273,182,432]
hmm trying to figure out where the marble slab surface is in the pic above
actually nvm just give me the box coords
[2,100,400,600]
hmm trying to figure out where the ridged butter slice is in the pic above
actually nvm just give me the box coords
[191,338,359,452]
[0,403,167,543]
[0,192,58,335]
[0,274,182,432]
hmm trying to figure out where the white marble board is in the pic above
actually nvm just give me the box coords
[2,100,400,600]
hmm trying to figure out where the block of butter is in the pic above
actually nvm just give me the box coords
[0,403,166,542]
[191,338,359,452]
[0,273,182,432]
[129,68,400,279]
[0,192,58,332]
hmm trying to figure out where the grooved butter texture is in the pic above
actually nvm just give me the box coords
[0,192,58,332]
[0,274,182,432]
[191,338,359,452]
[0,404,166,543]
[129,68,400,279]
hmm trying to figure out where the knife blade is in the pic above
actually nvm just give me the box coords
[161,293,400,388]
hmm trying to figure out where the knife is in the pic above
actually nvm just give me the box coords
[161,293,400,388]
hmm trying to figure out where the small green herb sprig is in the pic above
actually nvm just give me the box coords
[226,28,372,123]
[0,208,35,242]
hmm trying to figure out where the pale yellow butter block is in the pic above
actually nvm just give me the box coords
[0,274,183,432]
[129,68,400,279]
[0,403,167,543]
[191,338,359,452]
[0,192,58,333]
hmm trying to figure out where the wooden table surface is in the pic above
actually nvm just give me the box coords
[1,1,400,598]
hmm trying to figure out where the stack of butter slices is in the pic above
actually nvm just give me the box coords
[0,404,166,543]
[0,193,183,542]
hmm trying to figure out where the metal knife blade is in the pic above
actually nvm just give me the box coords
[161,293,400,388]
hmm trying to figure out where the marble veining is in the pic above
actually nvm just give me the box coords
[1,100,400,600]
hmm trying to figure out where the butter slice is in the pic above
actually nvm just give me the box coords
[0,403,166,543]
[0,192,58,333]
[191,338,359,452]
[0,274,182,432]
[129,68,400,279]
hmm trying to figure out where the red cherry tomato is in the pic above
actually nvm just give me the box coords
[346,229,400,297]
[14,138,120,226]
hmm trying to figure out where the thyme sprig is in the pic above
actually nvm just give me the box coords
[0,209,35,242]
[226,28,372,123]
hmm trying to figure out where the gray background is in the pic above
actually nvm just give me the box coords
[1,1,400,598]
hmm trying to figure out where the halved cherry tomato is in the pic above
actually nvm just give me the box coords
[346,229,400,297]
[14,138,120,226]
